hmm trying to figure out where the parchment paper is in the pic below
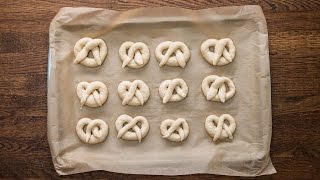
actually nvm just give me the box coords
[48,5,276,176]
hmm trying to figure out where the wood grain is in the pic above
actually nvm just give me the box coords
[0,0,319,179]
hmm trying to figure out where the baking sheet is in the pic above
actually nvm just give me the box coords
[48,5,276,176]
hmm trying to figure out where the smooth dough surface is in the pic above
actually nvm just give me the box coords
[205,114,236,142]
[115,114,149,142]
[76,118,109,144]
[73,37,108,67]
[159,78,188,104]
[160,118,189,142]
[119,41,150,68]
[155,41,190,68]
[77,81,108,108]
[118,80,150,106]
[200,38,235,66]
[201,75,235,103]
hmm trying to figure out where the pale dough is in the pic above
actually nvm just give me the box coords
[205,114,236,142]
[77,81,108,108]
[160,118,189,142]
[115,114,149,142]
[119,41,150,68]
[201,75,235,103]
[118,80,150,106]
[76,118,109,144]
[200,38,235,66]
[155,41,190,68]
[73,37,108,67]
[159,78,188,104]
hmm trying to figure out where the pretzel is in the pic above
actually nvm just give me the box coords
[155,41,190,68]
[160,118,189,142]
[115,114,149,142]
[76,118,108,144]
[73,37,108,67]
[159,78,188,104]
[118,80,150,106]
[201,38,235,66]
[205,114,236,142]
[119,41,150,68]
[76,81,108,108]
[201,75,235,103]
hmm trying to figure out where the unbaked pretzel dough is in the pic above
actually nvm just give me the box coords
[118,80,150,106]
[115,114,149,142]
[119,41,150,68]
[155,41,190,68]
[200,38,235,66]
[76,118,109,144]
[205,114,236,142]
[201,75,235,103]
[73,37,108,67]
[77,81,108,108]
[159,78,188,104]
[160,118,189,142]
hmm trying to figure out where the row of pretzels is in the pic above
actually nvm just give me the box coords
[73,37,236,68]
[77,75,236,108]
[76,114,236,144]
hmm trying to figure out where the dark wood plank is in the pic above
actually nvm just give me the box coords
[0,0,319,179]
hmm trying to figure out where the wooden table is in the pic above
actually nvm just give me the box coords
[0,1,319,179]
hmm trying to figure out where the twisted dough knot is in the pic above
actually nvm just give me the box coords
[73,37,108,67]
[119,41,150,69]
[201,75,235,103]
[77,81,108,108]
[160,118,189,142]
[159,78,188,104]
[115,114,149,142]
[118,80,150,106]
[76,118,109,144]
[205,114,236,142]
[155,41,190,68]
[201,38,235,66]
